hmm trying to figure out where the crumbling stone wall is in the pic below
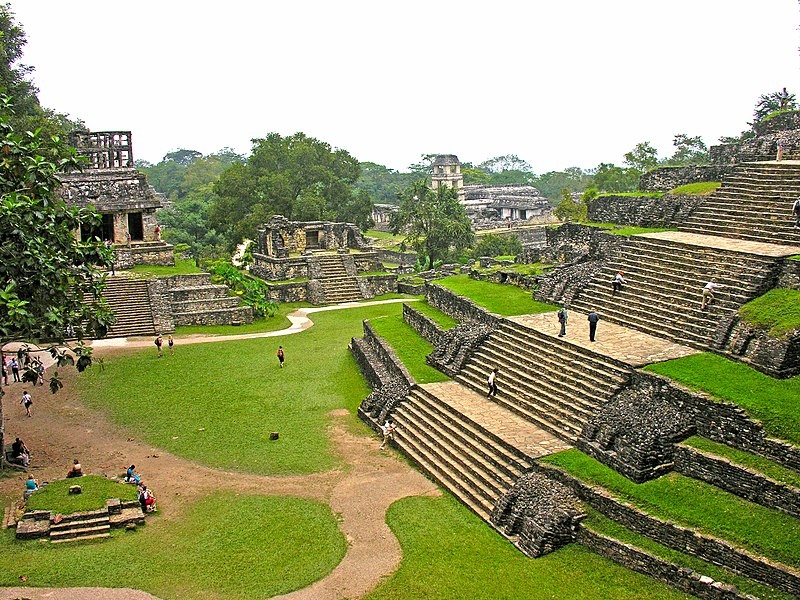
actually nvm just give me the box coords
[586,194,704,227]
[576,528,752,600]
[250,256,309,281]
[425,283,501,327]
[427,322,494,377]
[533,261,605,306]
[578,378,696,482]
[356,274,398,299]
[777,261,800,290]
[721,316,800,378]
[674,445,800,518]
[468,267,538,291]
[520,224,625,265]
[491,471,584,557]
[638,166,733,193]
[403,303,446,345]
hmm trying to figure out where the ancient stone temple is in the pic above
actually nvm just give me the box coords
[431,154,465,202]
[58,130,173,269]
[251,215,395,304]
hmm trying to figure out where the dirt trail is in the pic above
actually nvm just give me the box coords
[0,300,437,599]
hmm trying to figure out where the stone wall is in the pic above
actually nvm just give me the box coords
[266,281,309,303]
[710,129,800,164]
[521,224,625,265]
[356,274,398,299]
[469,267,538,292]
[397,281,426,295]
[533,261,605,306]
[674,445,800,518]
[721,316,800,378]
[114,244,175,269]
[576,528,750,600]
[638,166,733,193]
[427,322,495,377]
[491,471,584,558]
[250,255,309,281]
[360,320,415,387]
[59,169,162,212]
[375,248,418,266]
[403,303,446,345]
[777,260,800,290]
[146,279,175,334]
[538,463,800,596]
[754,111,800,135]
[586,194,704,227]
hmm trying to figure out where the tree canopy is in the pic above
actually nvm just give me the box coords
[753,88,797,123]
[209,132,373,246]
[390,181,473,265]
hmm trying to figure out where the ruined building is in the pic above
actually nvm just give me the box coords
[58,130,174,269]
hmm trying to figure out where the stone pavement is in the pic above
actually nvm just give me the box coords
[638,230,800,257]
[421,381,572,459]
[509,311,699,368]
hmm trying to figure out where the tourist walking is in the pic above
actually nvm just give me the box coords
[277,346,285,368]
[10,358,20,382]
[612,271,626,296]
[20,389,32,417]
[587,310,600,342]
[379,420,397,450]
[168,335,174,356]
[793,197,800,229]
[487,367,499,398]
[155,335,163,358]
[557,305,568,337]
[2,356,8,385]
[700,281,720,310]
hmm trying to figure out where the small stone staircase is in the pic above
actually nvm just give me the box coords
[49,509,111,543]
[454,320,631,443]
[310,254,364,303]
[168,274,253,326]
[389,385,539,520]
[678,162,800,246]
[103,278,157,337]
[569,235,782,350]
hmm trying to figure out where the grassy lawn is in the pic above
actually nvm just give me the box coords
[410,301,458,330]
[435,275,558,316]
[366,495,686,600]
[127,257,203,278]
[1,494,345,599]
[596,192,665,198]
[472,262,553,277]
[668,181,721,195]
[78,302,405,475]
[26,476,137,513]
[175,302,312,336]
[541,449,800,568]
[682,436,800,489]
[585,222,676,236]
[368,315,449,384]
[738,288,800,337]
[644,353,800,445]
[583,509,792,600]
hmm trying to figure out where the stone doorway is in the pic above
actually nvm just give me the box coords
[128,212,144,241]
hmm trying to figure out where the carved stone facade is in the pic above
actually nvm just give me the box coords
[253,215,371,262]
[58,130,173,268]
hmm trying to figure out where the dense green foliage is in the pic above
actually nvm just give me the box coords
[391,181,473,265]
[1,494,346,599]
[753,88,797,123]
[355,162,418,204]
[369,313,450,384]
[553,188,587,222]
[472,233,523,258]
[738,288,800,337]
[26,476,137,513]
[0,97,113,346]
[366,495,685,599]
[207,260,277,318]
[77,303,402,474]
[644,353,800,444]
[542,449,800,567]
[435,275,558,316]
[210,132,373,246]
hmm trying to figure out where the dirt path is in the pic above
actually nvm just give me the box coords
[0,300,437,599]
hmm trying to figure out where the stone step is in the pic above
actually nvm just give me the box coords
[50,515,108,532]
[677,224,800,246]
[51,530,111,544]
[627,237,778,266]
[50,523,111,540]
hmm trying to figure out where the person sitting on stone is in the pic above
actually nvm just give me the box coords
[66,459,83,478]
[138,484,156,512]
[125,464,141,484]
[11,437,30,467]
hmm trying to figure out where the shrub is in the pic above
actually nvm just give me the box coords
[472,234,522,258]
[208,260,278,318]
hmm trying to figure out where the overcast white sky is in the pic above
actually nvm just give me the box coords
[10,1,800,173]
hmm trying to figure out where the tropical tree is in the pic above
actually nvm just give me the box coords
[623,141,659,173]
[210,132,372,247]
[753,88,797,123]
[390,181,473,265]
[663,134,709,166]
[553,188,587,223]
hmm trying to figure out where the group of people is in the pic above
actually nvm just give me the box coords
[125,465,156,512]
[154,335,175,358]
[557,306,601,342]
[2,346,46,387]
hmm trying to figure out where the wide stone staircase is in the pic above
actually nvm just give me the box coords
[310,254,364,303]
[453,320,631,443]
[103,278,157,338]
[569,235,782,349]
[677,161,800,246]
[388,384,542,521]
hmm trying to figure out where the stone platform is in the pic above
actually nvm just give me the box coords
[637,230,800,257]
[509,311,699,368]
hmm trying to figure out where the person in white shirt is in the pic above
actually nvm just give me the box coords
[612,271,626,296]
[487,367,499,398]
[701,281,719,310]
